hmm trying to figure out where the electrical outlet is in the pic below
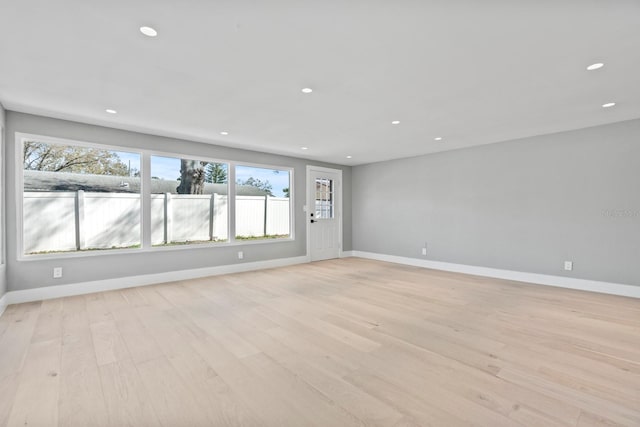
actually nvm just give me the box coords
[238,251,244,260]
[421,247,427,256]
[53,267,63,279]
[564,261,573,271]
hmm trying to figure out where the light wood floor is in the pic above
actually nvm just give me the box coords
[0,258,638,427]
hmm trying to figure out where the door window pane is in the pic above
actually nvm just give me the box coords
[315,178,334,219]
[150,156,229,246]
[22,139,141,254]
[235,165,291,240]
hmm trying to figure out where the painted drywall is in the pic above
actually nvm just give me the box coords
[5,111,352,291]
[0,102,6,298]
[352,119,640,287]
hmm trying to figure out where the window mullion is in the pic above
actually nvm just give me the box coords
[141,153,151,249]
[228,162,236,244]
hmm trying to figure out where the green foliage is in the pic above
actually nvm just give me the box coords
[177,161,228,194]
[205,163,228,183]
[235,234,289,240]
[153,238,228,247]
[23,141,131,176]
[27,244,141,255]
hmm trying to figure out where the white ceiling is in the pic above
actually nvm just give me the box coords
[1,0,639,165]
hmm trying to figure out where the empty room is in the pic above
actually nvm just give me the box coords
[0,1,638,426]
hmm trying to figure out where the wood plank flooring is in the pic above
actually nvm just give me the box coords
[0,257,638,426]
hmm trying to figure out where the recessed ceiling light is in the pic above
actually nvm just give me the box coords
[586,62,604,71]
[140,26,158,37]
[602,102,616,108]
[301,147,308,150]
[301,88,313,94]
[105,109,117,114]
[434,137,443,141]
[220,131,229,135]
[346,155,352,159]
[391,120,400,125]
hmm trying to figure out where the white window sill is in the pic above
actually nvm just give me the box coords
[17,237,296,262]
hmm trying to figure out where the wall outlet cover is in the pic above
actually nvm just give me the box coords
[238,251,244,260]
[564,261,573,271]
[53,267,63,279]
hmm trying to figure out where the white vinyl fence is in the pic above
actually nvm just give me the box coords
[150,193,229,245]
[23,191,290,254]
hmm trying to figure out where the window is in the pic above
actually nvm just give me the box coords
[18,133,295,258]
[235,165,291,240]
[21,138,141,255]
[150,156,229,246]
[315,178,334,219]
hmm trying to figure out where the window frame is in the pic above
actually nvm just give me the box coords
[148,152,232,248]
[16,132,295,261]
[17,133,144,260]
[234,162,295,242]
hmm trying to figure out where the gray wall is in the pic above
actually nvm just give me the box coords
[5,111,352,291]
[0,103,5,297]
[352,119,640,287]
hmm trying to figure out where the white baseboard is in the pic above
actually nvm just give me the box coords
[0,264,9,316]
[0,293,7,317]
[349,251,640,299]
[4,250,636,316]
[0,265,6,316]
[3,255,310,307]
[340,250,355,258]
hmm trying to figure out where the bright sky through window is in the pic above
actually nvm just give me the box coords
[236,166,289,197]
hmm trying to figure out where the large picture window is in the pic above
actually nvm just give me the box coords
[151,156,229,246]
[18,134,293,258]
[235,165,291,240]
[22,138,141,255]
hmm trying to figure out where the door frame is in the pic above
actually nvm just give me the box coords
[306,165,343,261]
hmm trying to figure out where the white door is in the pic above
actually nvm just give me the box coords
[307,167,341,261]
